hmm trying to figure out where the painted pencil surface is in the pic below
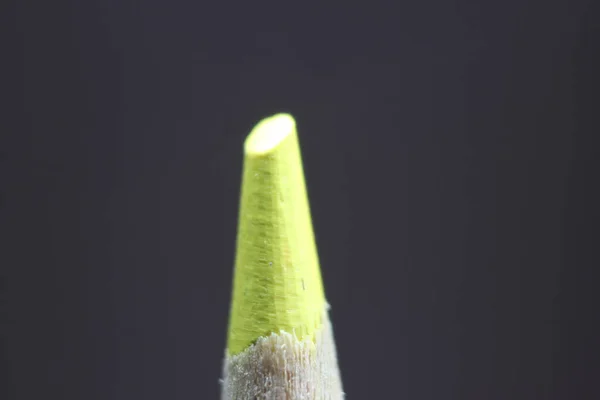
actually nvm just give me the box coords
[221,114,344,399]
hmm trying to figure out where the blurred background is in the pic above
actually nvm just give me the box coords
[2,0,599,398]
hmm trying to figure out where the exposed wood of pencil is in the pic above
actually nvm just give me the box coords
[221,114,344,399]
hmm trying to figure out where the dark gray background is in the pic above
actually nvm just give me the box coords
[3,1,599,398]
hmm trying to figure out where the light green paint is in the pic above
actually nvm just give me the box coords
[227,113,326,355]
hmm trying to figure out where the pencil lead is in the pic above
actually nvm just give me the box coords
[222,113,343,399]
[227,113,325,355]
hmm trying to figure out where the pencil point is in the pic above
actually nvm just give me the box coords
[222,114,344,398]
[244,113,295,156]
[227,113,325,356]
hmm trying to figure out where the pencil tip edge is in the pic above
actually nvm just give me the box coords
[244,113,296,156]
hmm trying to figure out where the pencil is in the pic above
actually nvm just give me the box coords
[221,114,344,399]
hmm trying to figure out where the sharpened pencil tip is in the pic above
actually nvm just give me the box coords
[222,114,344,400]
[226,113,325,356]
[244,113,296,155]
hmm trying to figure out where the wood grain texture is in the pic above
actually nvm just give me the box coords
[222,307,344,400]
